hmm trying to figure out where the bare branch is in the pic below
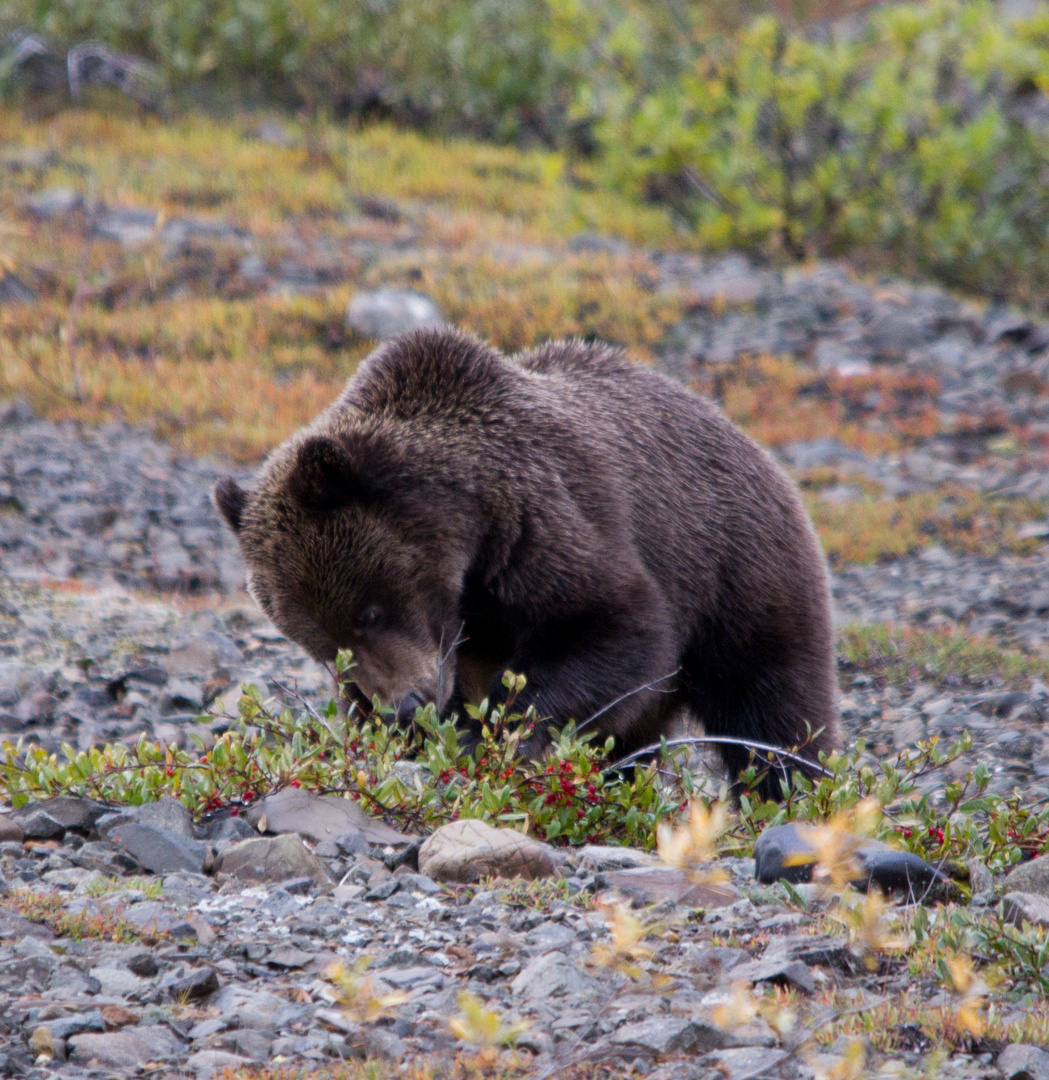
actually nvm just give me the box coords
[576,669,680,733]
[609,734,834,779]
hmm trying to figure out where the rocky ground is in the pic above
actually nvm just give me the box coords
[7,200,1049,1076]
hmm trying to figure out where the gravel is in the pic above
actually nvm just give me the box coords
[4,238,1049,1075]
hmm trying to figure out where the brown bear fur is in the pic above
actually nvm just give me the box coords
[214,327,840,794]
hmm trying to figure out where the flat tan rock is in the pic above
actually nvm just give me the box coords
[0,815,23,843]
[246,787,408,847]
[602,866,737,909]
[418,819,556,883]
[217,833,332,887]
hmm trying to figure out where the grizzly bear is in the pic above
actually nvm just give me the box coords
[214,327,839,794]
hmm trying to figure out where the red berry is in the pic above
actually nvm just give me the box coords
[290,779,302,788]
[231,807,239,817]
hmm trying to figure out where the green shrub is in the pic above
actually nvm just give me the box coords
[584,0,1049,303]
[0,657,1047,875]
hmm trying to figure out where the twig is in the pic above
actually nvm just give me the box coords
[575,669,680,733]
[610,734,835,778]
[63,175,95,403]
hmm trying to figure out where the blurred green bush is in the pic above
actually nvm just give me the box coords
[576,0,1049,303]
[6,0,1049,303]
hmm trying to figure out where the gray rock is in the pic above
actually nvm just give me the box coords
[612,1016,731,1055]
[999,1043,1049,1080]
[201,815,256,842]
[108,823,208,874]
[365,877,400,901]
[346,288,445,339]
[702,1047,790,1079]
[185,1050,252,1078]
[32,796,108,833]
[217,833,332,887]
[1002,892,1049,929]
[98,796,195,839]
[35,1010,105,1040]
[577,844,661,871]
[764,934,854,972]
[165,965,220,1001]
[70,842,141,876]
[246,787,408,847]
[1003,855,1049,897]
[0,273,35,305]
[28,187,83,219]
[266,945,314,969]
[419,819,556,883]
[16,809,65,840]
[89,965,149,998]
[728,956,816,994]
[94,206,158,246]
[511,951,598,1000]
[966,859,994,897]
[68,1025,182,1066]
[753,823,945,897]
[602,866,736,908]
[0,908,54,940]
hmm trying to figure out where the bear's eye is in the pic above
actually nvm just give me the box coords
[356,604,382,631]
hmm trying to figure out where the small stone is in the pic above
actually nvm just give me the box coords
[966,859,994,897]
[33,797,108,833]
[185,1050,252,1079]
[99,1005,140,1029]
[602,866,737,908]
[378,966,443,991]
[127,952,159,977]
[94,206,158,247]
[217,833,332,887]
[68,1026,182,1067]
[346,289,445,340]
[728,956,816,994]
[612,1016,731,1055]
[365,878,400,901]
[108,823,208,874]
[0,816,23,843]
[703,1047,790,1079]
[28,187,83,219]
[202,815,256,842]
[267,945,314,969]
[999,1042,1049,1080]
[247,787,408,846]
[17,810,65,840]
[753,823,944,897]
[90,966,148,998]
[577,844,660,871]
[1003,855,1049,898]
[166,966,220,1001]
[1002,892,1049,929]
[0,908,54,941]
[419,819,556,883]
[511,951,599,1000]
[28,1026,53,1058]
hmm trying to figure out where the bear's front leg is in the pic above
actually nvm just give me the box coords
[475,595,679,761]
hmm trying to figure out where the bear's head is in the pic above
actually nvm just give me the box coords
[213,426,467,713]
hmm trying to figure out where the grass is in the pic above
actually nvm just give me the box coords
[2,104,1049,563]
[840,623,1049,689]
[4,887,157,942]
[0,108,685,460]
[808,488,1049,565]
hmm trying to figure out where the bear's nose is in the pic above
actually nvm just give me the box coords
[393,690,428,723]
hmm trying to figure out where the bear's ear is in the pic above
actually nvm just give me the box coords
[288,433,398,513]
[214,477,248,533]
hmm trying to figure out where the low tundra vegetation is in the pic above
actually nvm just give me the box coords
[0,660,1046,875]
[4,660,1049,1068]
